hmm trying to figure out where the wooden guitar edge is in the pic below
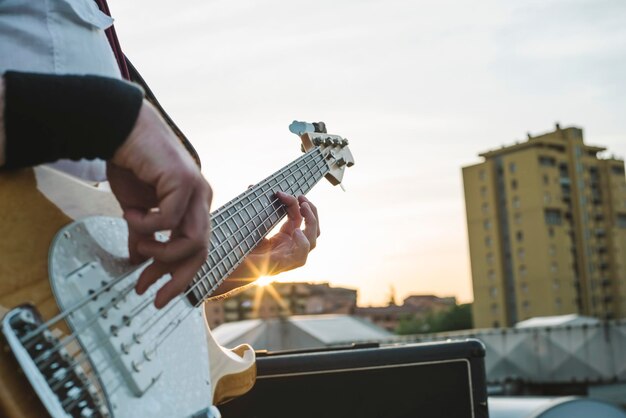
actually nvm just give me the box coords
[212,344,257,405]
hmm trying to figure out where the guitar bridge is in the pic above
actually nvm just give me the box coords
[2,305,110,418]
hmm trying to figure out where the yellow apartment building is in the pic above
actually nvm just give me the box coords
[463,125,626,328]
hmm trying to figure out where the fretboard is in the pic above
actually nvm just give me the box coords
[186,148,328,305]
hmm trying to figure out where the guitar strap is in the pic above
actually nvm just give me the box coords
[93,0,202,168]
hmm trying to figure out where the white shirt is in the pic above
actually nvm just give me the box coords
[0,0,123,180]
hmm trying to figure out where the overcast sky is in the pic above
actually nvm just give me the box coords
[111,0,626,306]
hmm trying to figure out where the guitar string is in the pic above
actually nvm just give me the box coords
[132,154,325,341]
[130,154,326,345]
[32,282,137,368]
[19,149,321,347]
[102,161,326,395]
[47,160,325,402]
[21,261,152,349]
[30,154,327,397]
[31,151,324,369]
[112,150,323,339]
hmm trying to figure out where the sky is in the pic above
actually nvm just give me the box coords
[111,0,626,306]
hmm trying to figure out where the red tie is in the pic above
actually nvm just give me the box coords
[93,0,131,80]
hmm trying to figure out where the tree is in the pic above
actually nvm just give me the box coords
[396,303,473,335]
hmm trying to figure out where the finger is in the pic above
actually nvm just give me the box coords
[290,229,310,269]
[300,202,318,250]
[154,250,207,309]
[138,189,210,263]
[138,236,205,264]
[136,261,170,295]
[251,238,272,254]
[127,228,152,264]
[126,171,196,234]
[298,196,320,237]
[276,191,302,233]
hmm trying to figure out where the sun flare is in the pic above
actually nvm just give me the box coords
[255,276,274,287]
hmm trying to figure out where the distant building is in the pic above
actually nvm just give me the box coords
[204,282,357,328]
[463,125,626,328]
[354,295,456,332]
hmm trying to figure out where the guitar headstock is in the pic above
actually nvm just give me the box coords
[290,121,355,186]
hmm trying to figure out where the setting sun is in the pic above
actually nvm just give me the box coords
[255,276,274,287]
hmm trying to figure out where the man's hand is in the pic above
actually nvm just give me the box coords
[248,192,320,274]
[217,192,320,292]
[108,99,212,309]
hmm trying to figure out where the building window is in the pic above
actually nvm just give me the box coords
[544,192,551,204]
[480,186,487,198]
[509,162,517,173]
[539,156,556,167]
[618,213,626,228]
[488,270,496,281]
[522,300,530,311]
[553,280,560,290]
[486,253,494,265]
[549,244,556,256]
[543,174,549,185]
[490,286,498,298]
[479,170,486,180]
[514,212,522,224]
[545,209,562,225]
[491,303,498,315]
[548,227,555,238]
[482,202,489,215]
[555,298,562,311]
[519,265,527,277]
[517,248,525,262]
[612,165,625,175]
[483,219,491,230]
[485,236,492,247]
[511,179,518,190]
[512,196,520,209]
[516,231,524,242]
[521,282,528,294]
[551,262,558,273]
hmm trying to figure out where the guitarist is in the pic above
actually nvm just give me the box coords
[0,0,321,309]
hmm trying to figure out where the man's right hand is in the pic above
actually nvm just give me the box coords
[107,100,212,309]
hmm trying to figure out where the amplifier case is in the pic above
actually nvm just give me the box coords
[219,339,489,418]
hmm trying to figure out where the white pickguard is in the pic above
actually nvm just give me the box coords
[48,217,221,418]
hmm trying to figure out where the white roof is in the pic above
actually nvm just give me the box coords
[211,319,261,343]
[515,314,599,328]
[289,314,392,345]
[212,315,392,351]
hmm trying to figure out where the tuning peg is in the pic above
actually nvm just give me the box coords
[312,137,323,146]
[336,157,347,167]
[324,137,333,146]
[341,139,349,147]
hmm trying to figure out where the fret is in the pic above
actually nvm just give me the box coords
[187,149,329,306]
[214,227,225,243]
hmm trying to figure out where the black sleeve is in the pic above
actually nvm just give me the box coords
[2,71,144,169]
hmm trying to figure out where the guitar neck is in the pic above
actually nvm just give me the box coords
[187,148,328,305]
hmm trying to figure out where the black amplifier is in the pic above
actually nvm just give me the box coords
[219,339,488,418]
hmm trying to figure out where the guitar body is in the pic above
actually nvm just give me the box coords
[0,167,255,418]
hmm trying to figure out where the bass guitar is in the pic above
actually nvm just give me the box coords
[0,123,354,418]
